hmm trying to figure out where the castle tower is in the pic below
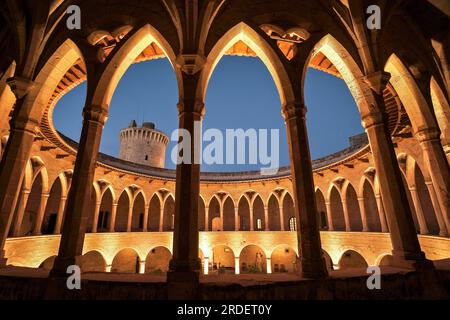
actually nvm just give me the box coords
[119,120,169,168]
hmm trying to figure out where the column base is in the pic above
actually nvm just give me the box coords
[391,250,434,271]
[0,250,7,267]
[167,271,200,300]
[439,230,449,237]
[49,255,83,278]
[299,257,329,279]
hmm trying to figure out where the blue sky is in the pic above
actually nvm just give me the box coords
[53,56,363,171]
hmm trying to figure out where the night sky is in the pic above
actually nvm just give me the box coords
[53,56,363,171]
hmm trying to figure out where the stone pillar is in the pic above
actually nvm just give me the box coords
[341,199,351,231]
[416,128,450,234]
[249,207,254,231]
[203,257,209,275]
[54,196,67,234]
[0,77,36,266]
[50,104,108,276]
[91,202,101,233]
[279,205,285,231]
[204,205,209,231]
[266,257,272,274]
[361,71,429,269]
[159,206,164,232]
[219,203,224,231]
[108,203,118,232]
[33,193,49,235]
[105,264,112,272]
[12,189,30,237]
[143,204,149,232]
[357,197,369,232]
[375,194,389,232]
[234,257,240,275]
[425,181,449,236]
[409,187,429,235]
[126,202,133,232]
[234,206,239,231]
[324,202,334,231]
[283,103,327,278]
[138,259,146,274]
[167,89,203,298]
[264,205,269,231]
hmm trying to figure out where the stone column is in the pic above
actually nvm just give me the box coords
[33,193,49,235]
[54,196,67,234]
[91,202,101,233]
[143,204,149,232]
[126,202,133,232]
[264,205,269,231]
[266,257,272,274]
[234,257,240,275]
[204,205,209,231]
[12,189,30,237]
[409,187,429,235]
[357,197,369,231]
[283,103,327,278]
[278,205,285,231]
[375,194,388,232]
[159,206,164,231]
[416,128,450,234]
[138,259,146,274]
[341,199,351,231]
[425,181,449,236]
[108,203,118,232]
[105,264,112,272]
[234,206,239,231]
[361,71,429,269]
[324,202,334,231]
[0,77,36,266]
[249,206,254,231]
[50,104,108,276]
[219,203,224,231]
[167,90,203,298]
[203,257,209,275]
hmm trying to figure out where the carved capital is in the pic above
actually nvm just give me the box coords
[83,104,109,124]
[176,54,206,75]
[10,116,40,135]
[281,102,307,121]
[6,76,35,99]
[361,111,384,130]
[362,71,391,95]
[177,101,205,117]
[415,127,441,143]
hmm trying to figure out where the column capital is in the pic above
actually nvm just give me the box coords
[177,101,205,117]
[361,111,384,130]
[82,104,108,124]
[6,76,35,99]
[281,103,307,121]
[361,71,391,94]
[10,115,40,134]
[415,127,441,143]
[175,54,206,75]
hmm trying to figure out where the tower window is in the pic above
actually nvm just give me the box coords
[145,155,148,160]
[256,218,262,230]
[289,217,297,231]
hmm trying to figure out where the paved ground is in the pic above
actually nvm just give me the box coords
[2,264,446,285]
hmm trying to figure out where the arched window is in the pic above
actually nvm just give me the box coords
[289,217,297,231]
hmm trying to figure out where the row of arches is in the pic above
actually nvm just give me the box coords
[8,152,444,237]
[38,245,376,275]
